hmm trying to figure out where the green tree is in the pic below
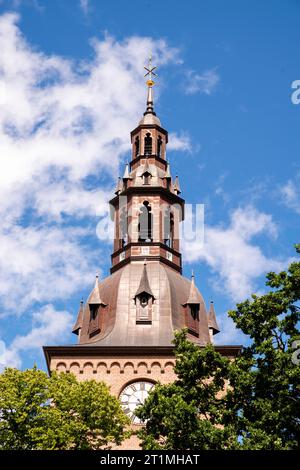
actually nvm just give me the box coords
[136,331,235,449]
[0,367,130,450]
[137,245,300,450]
[0,367,50,449]
[225,244,300,449]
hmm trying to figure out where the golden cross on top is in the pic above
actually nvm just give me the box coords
[144,55,157,86]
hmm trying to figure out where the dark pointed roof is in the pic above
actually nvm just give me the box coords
[89,275,107,305]
[208,301,220,334]
[123,163,131,180]
[139,83,161,126]
[72,300,84,335]
[165,161,171,179]
[173,175,181,194]
[114,177,123,195]
[186,271,202,304]
[68,263,216,347]
[135,261,154,298]
[141,157,151,175]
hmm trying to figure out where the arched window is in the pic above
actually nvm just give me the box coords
[135,136,140,157]
[169,212,174,248]
[164,208,174,248]
[157,136,162,157]
[119,206,127,248]
[138,201,153,242]
[144,133,152,155]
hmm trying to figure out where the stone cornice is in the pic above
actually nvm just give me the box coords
[111,241,182,258]
[110,255,182,274]
[130,124,168,141]
[109,186,185,210]
[43,345,243,374]
[129,153,167,169]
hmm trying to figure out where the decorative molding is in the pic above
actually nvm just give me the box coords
[44,345,242,375]
[110,254,182,274]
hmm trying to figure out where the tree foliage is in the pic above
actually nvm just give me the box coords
[136,333,235,449]
[0,367,130,450]
[137,245,300,450]
[226,244,300,449]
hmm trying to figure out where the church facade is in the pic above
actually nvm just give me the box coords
[43,63,241,428]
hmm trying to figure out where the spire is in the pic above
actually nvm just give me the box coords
[123,163,131,180]
[208,301,220,335]
[123,163,129,180]
[143,55,157,116]
[114,177,123,195]
[145,83,155,115]
[89,274,107,305]
[165,161,171,179]
[135,260,154,298]
[140,56,161,126]
[142,156,150,174]
[72,299,84,335]
[186,271,202,304]
[173,175,181,195]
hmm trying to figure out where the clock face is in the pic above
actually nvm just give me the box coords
[119,381,154,424]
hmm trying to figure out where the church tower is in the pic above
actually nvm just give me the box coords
[43,59,240,428]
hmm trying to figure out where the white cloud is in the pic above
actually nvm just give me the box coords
[0,13,185,317]
[34,181,111,221]
[280,177,300,214]
[214,172,230,203]
[214,312,246,346]
[185,68,219,95]
[0,305,72,371]
[0,13,182,187]
[168,132,191,152]
[79,0,89,15]
[0,339,21,370]
[0,13,194,372]
[0,225,95,313]
[11,305,73,351]
[183,205,288,302]
[79,0,90,16]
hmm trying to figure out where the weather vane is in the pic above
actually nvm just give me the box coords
[144,55,157,87]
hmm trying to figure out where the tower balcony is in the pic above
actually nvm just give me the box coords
[110,242,182,274]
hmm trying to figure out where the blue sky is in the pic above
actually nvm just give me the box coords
[0,0,299,370]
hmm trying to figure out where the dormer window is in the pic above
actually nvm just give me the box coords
[187,304,199,337]
[134,262,154,324]
[140,296,148,307]
[183,273,201,337]
[87,276,107,337]
[143,171,151,185]
[88,304,101,337]
[190,304,199,321]
[136,293,152,323]
[144,133,152,155]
